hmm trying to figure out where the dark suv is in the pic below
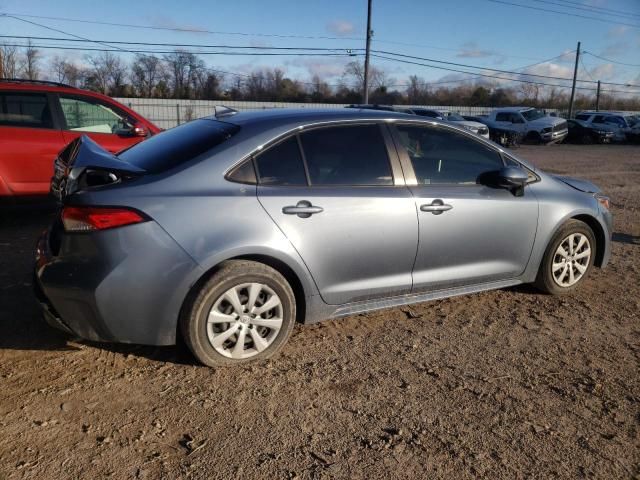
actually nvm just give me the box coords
[0,79,160,196]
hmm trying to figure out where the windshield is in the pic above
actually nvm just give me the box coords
[119,119,240,173]
[521,109,546,121]
[444,112,465,121]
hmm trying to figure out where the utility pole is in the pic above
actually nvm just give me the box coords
[363,0,373,104]
[567,41,580,119]
[595,80,601,111]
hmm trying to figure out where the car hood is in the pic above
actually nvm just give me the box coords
[453,120,487,130]
[553,175,600,193]
[528,116,566,128]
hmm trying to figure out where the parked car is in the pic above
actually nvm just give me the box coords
[400,108,490,139]
[35,109,612,366]
[574,111,640,142]
[0,79,160,196]
[564,119,615,144]
[345,104,398,112]
[484,107,568,144]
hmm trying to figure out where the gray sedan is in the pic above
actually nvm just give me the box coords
[35,108,612,366]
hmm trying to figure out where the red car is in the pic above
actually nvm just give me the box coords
[0,79,160,196]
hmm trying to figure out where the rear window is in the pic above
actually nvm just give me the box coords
[118,119,239,173]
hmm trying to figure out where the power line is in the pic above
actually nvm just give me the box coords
[484,0,640,29]
[0,11,575,63]
[0,34,361,52]
[547,0,640,19]
[371,53,640,94]
[0,42,360,57]
[374,49,640,87]
[530,0,640,20]
[583,51,640,68]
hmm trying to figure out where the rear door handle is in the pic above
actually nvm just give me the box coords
[282,200,323,218]
[420,199,453,215]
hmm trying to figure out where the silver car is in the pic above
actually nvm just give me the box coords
[35,108,612,366]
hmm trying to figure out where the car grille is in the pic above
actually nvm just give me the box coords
[478,127,489,135]
[553,121,567,132]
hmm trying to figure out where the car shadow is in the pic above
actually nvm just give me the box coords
[0,204,195,365]
[612,232,639,245]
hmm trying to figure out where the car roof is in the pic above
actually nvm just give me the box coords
[493,106,535,112]
[217,108,417,127]
[0,79,116,102]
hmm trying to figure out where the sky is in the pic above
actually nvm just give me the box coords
[0,0,639,95]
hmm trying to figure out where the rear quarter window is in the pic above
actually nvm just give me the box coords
[118,119,239,173]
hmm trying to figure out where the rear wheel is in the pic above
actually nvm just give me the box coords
[534,220,595,295]
[180,260,296,366]
[581,133,594,145]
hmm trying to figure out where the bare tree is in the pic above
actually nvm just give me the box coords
[50,56,84,86]
[0,45,19,78]
[406,75,430,104]
[20,40,40,80]
[131,54,165,97]
[163,50,203,98]
[343,61,388,100]
[85,51,126,95]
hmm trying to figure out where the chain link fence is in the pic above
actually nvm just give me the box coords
[114,98,567,129]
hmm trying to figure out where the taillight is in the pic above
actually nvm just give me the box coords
[61,206,147,232]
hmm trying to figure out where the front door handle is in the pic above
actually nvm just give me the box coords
[420,199,453,215]
[282,200,323,218]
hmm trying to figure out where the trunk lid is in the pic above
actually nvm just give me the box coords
[51,135,145,202]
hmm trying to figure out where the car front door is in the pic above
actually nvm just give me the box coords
[0,91,66,195]
[57,94,145,154]
[256,123,419,305]
[389,122,539,292]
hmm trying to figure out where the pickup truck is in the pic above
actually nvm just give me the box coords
[484,107,568,144]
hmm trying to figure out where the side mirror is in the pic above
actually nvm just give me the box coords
[115,123,149,137]
[497,166,529,188]
[479,166,529,196]
[132,123,149,137]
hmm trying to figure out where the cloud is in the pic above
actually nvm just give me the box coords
[456,42,495,59]
[607,25,629,38]
[146,14,209,35]
[521,62,574,80]
[326,20,356,36]
[585,63,616,80]
[600,40,631,58]
[285,57,349,78]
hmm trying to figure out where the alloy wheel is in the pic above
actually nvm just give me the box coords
[206,283,283,359]
[551,233,591,287]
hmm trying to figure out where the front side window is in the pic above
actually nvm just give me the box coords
[510,113,525,124]
[394,125,504,185]
[255,136,307,185]
[299,124,393,186]
[0,93,53,129]
[60,96,130,134]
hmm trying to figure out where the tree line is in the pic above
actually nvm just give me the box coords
[1,43,638,112]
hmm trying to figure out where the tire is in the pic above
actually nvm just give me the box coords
[581,134,593,145]
[180,260,296,366]
[534,220,596,295]
[525,131,543,145]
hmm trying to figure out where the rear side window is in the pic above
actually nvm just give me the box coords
[575,114,591,121]
[394,125,504,185]
[0,93,53,128]
[300,124,393,186]
[495,112,510,122]
[119,119,239,173]
[255,137,307,185]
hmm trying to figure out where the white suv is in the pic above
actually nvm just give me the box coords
[403,108,490,139]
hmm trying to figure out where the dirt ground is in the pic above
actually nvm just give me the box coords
[0,144,638,479]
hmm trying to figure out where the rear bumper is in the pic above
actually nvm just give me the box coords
[34,220,202,346]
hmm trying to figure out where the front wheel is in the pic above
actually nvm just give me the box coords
[534,220,596,295]
[180,260,296,366]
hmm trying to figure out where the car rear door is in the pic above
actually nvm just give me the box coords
[0,91,66,195]
[256,123,419,305]
[56,94,145,154]
[389,122,538,292]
